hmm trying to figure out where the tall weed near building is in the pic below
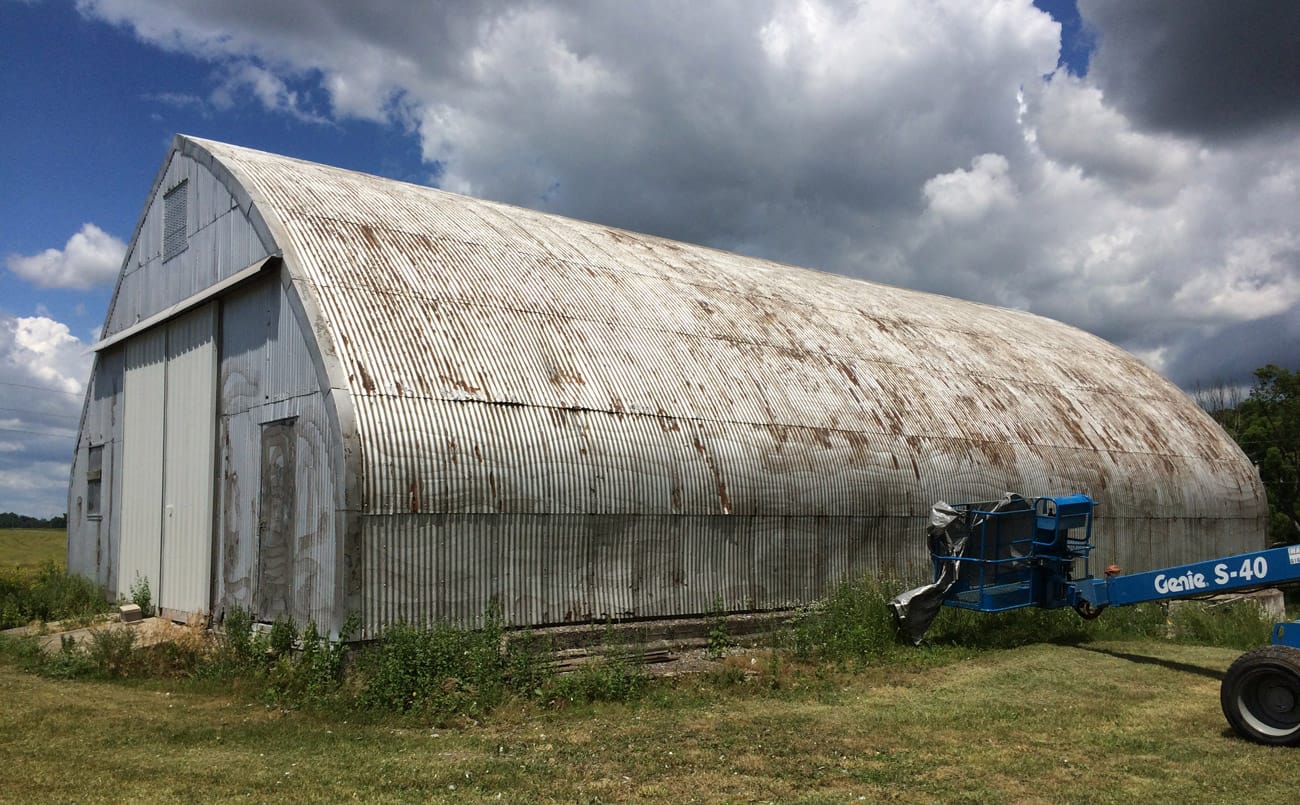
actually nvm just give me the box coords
[354,615,551,722]
[787,576,911,664]
[1168,599,1274,650]
[551,653,648,704]
[0,562,110,629]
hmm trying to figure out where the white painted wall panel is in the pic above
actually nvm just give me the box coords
[160,304,217,615]
[118,328,166,597]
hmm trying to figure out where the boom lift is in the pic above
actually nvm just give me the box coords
[890,493,1300,746]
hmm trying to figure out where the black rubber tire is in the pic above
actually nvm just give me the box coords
[1220,645,1300,746]
[1072,600,1105,620]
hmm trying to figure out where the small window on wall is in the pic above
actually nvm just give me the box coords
[86,445,104,518]
[163,179,188,262]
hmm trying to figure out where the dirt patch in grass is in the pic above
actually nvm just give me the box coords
[4,615,200,654]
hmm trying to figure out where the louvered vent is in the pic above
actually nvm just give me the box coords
[163,179,188,262]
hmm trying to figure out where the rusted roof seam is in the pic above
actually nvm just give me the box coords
[296,280,1170,404]
[293,214,1071,347]
[343,392,1228,462]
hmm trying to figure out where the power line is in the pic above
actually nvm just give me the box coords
[0,406,79,421]
[0,426,76,438]
[0,381,82,397]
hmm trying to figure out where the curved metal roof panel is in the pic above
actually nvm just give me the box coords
[186,137,1265,536]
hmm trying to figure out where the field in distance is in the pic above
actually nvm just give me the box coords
[0,529,65,573]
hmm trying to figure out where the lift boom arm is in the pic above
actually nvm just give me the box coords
[891,493,1300,745]
[1074,544,1300,626]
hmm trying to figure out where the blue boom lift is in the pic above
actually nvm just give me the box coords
[890,493,1300,746]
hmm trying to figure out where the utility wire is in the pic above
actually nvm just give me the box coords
[0,405,79,421]
[0,426,76,438]
[0,381,81,396]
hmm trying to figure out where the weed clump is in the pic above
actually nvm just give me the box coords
[354,615,553,722]
[787,577,909,664]
[128,574,153,618]
[1167,599,1274,650]
[0,562,111,630]
[550,640,649,705]
[197,608,357,708]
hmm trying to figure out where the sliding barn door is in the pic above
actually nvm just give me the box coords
[159,306,217,616]
[116,304,217,618]
[118,329,167,600]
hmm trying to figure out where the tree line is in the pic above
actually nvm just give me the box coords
[1197,364,1299,545]
[0,512,67,529]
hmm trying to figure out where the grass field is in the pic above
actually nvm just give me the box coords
[0,639,1287,803]
[0,532,1290,801]
[0,529,66,573]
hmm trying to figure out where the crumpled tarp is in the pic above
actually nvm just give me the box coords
[889,493,1027,645]
[888,501,969,645]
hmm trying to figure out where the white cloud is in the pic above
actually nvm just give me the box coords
[923,154,1016,223]
[0,462,78,518]
[0,313,89,517]
[143,90,206,109]
[72,0,1300,387]
[6,223,125,290]
[4,315,89,396]
[1029,74,1198,202]
[210,60,328,123]
[1172,234,1300,321]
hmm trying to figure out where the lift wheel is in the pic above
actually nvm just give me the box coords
[1220,645,1300,746]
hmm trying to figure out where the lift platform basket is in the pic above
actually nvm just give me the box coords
[934,494,1097,613]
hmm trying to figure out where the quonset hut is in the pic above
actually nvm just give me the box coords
[68,136,1268,637]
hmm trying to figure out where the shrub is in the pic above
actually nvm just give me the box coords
[705,601,732,659]
[41,634,98,679]
[356,617,515,721]
[85,627,140,677]
[787,576,909,663]
[198,606,264,679]
[1167,599,1274,650]
[268,616,299,658]
[0,562,110,629]
[263,617,356,706]
[927,604,1091,649]
[551,649,648,705]
[128,574,153,617]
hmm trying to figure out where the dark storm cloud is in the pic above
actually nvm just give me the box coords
[1080,0,1300,141]
[1163,310,1300,389]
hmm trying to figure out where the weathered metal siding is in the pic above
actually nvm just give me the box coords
[216,275,339,630]
[72,145,283,612]
[359,513,907,627]
[192,138,1267,633]
[101,151,273,341]
[68,349,124,591]
[158,305,218,615]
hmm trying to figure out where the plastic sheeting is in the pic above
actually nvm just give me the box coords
[889,493,1027,644]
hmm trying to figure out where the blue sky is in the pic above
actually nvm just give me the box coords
[2,0,1298,517]
[1,0,425,335]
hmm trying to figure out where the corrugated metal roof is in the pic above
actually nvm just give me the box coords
[185,136,1263,534]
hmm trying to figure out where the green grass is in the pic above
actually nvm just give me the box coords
[0,562,1291,800]
[0,529,67,573]
[0,639,1288,802]
[0,529,108,631]
[1,562,111,631]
